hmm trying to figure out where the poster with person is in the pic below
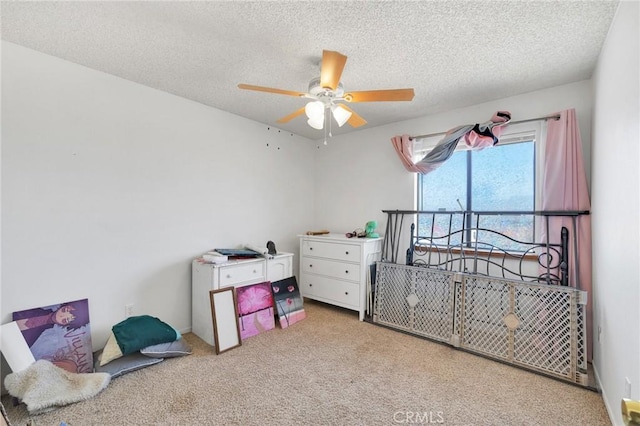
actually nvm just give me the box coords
[12,298,93,374]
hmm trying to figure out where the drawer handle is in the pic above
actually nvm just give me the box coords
[253,270,257,273]
[309,264,313,268]
[345,270,349,274]
[345,291,349,295]
[345,251,349,255]
[310,247,313,251]
[226,274,231,279]
[309,283,313,287]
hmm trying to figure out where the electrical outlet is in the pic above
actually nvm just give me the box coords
[625,377,632,399]
[125,304,134,317]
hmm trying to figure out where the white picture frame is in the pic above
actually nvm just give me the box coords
[209,288,242,355]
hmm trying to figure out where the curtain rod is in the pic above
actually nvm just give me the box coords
[410,113,561,140]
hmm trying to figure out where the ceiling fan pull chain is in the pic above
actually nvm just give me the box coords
[328,108,333,138]
[324,107,329,145]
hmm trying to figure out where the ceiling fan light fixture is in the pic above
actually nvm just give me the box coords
[331,104,352,127]
[305,101,324,119]
[307,115,324,130]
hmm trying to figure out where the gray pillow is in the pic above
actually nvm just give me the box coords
[140,338,192,358]
[93,350,163,379]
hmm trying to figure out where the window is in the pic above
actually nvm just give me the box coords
[415,124,542,252]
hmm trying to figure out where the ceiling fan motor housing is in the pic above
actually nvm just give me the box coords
[308,77,344,98]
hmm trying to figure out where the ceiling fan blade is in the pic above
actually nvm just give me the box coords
[320,50,347,91]
[238,84,305,97]
[337,104,367,128]
[276,107,306,124]
[344,88,415,102]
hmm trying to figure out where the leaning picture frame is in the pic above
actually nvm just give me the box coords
[12,298,94,373]
[209,288,242,355]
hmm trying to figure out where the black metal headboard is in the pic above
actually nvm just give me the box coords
[381,209,589,286]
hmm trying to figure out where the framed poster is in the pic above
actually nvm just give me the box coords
[236,281,275,340]
[270,277,306,329]
[209,288,242,355]
[12,298,93,373]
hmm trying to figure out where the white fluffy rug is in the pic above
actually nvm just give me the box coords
[4,360,110,414]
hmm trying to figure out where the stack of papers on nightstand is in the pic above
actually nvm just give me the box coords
[202,251,228,264]
[245,244,273,259]
[214,248,261,258]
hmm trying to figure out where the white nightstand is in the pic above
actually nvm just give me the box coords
[191,252,293,345]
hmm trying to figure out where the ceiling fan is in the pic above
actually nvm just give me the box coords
[238,50,415,133]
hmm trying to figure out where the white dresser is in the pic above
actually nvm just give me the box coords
[298,234,382,320]
[191,253,293,346]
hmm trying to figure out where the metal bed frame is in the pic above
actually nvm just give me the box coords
[381,209,589,285]
[372,209,591,386]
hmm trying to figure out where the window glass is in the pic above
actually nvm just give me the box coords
[419,150,467,211]
[471,142,534,211]
[471,142,534,251]
[417,139,535,252]
[417,151,466,240]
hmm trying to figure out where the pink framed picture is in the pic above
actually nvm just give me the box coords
[235,282,275,340]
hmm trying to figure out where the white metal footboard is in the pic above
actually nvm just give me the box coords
[374,262,588,386]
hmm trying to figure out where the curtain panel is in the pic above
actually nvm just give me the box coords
[541,108,593,361]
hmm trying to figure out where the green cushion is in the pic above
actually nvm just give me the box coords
[112,315,178,355]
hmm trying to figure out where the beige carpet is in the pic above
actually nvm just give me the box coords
[2,300,611,425]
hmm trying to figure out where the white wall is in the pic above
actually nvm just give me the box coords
[314,80,593,236]
[1,42,316,351]
[591,1,640,424]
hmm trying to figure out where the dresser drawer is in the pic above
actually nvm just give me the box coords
[301,240,361,262]
[301,257,361,282]
[218,261,265,287]
[299,274,360,308]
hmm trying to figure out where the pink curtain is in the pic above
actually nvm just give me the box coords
[390,134,425,172]
[542,108,593,361]
[391,111,511,175]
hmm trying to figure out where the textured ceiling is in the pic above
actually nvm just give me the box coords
[1,1,619,140]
